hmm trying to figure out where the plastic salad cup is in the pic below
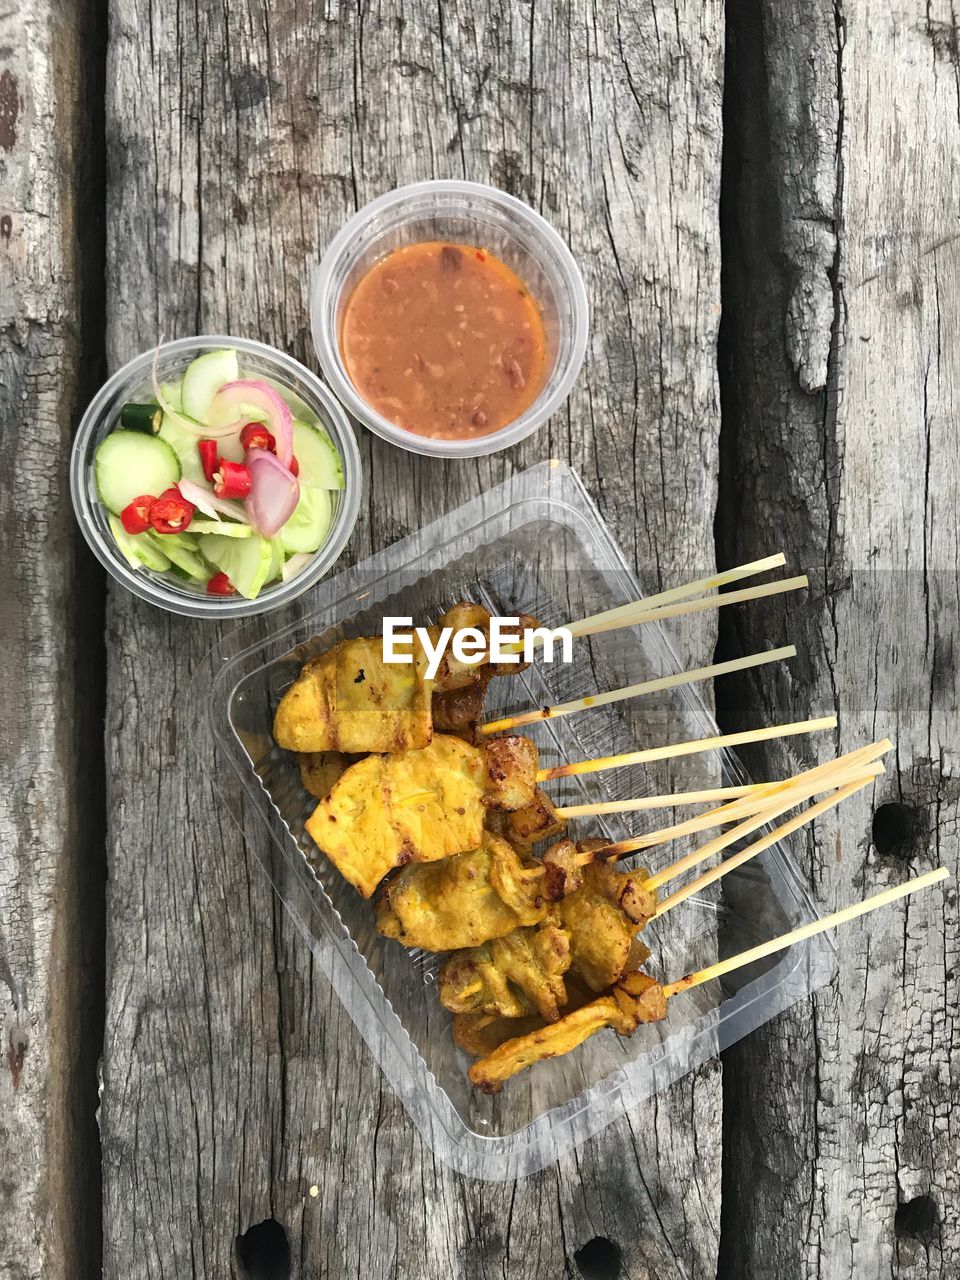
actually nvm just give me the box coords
[311,180,589,459]
[70,335,362,619]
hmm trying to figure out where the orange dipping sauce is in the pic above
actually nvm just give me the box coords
[340,241,548,440]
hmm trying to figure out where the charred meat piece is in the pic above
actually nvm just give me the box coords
[438,854,657,1020]
[297,750,358,800]
[438,913,572,1022]
[374,831,548,951]
[305,736,486,897]
[467,971,668,1093]
[304,734,540,896]
[484,735,539,811]
[274,635,433,753]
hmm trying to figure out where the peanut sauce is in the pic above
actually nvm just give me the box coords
[340,241,548,440]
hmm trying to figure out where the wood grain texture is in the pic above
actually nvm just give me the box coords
[101,1,724,1276]
[0,2,105,1278]
[717,2,960,1276]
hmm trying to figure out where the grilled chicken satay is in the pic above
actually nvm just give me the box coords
[297,750,359,799]
[438,849,656,1021]
[374,831,549,951]
[465,970,668,1093]
[274,603,539,754]
[305,733,539,896]
[483,788,566,849]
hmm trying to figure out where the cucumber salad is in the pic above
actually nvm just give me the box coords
[94,348,343,599]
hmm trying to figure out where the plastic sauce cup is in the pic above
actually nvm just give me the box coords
[311,180,589,459]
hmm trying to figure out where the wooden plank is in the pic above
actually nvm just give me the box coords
[101,2,725,1275]
[0,2,105,1278]
[717,2,960,1276]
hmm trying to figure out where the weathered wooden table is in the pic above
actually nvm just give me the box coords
[3,2,958,1276]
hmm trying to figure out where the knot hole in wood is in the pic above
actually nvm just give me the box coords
[574,1235,622,1280]
[235,1217,291,1280]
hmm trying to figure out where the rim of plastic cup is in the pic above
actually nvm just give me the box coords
[311,179,590,459]
[69,335,362,619]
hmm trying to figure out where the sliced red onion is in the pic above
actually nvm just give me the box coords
[208,380,294,467]
[150,346,242,439]
[246,449,300,537]
[176,476,251,524]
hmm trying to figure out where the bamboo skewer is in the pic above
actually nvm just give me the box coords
[612,576,808,631]
[563,554,788,638]
[653,774,876,917]
[592,760,884,871]
[641,742,890,888]
[499,553,792,653]
[556,782,777,818]
[662,867,950,998]
[479,646,797,735]
[537,715,838,783]
[604,741,890,872]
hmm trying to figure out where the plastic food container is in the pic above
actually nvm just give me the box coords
[201,462,836,1179]
[70,335,362,619]
[311,180,589,458]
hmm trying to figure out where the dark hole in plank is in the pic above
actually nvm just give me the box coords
[872,802,916,856]
[895,1194,939,1243]
[236,1218,292,1280]
[574,1236,622,1280]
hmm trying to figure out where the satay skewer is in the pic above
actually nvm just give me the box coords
[446,757,882,1025]
[653,773,877,917]
[506,554,789,647]
[537,715,838,783]
[592,741,891,873]
[479,645,796,735]
[663,866,950,996]
[556,783,776,818]
[466,866,950,1090]
[638,741,890,886]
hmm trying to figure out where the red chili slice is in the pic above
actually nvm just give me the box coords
[198,439,219,483]
[289,455,299,478]
[120,495,155,535]
[240,422,276,452]
[206,571,236,596]
[150,486,196,534]
[212,459,252,500]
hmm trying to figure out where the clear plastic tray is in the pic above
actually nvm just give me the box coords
[202,461,837,1180]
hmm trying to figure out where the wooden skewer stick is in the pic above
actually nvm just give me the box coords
[653,774,876,917]
[603,741,890,871]
[556,782,778,818]
[662,867,950,998]
[537,715,838,783]
[499,553,789,653]
[592,760,885,871]
[606,576,808,633]
[642,742,891,887]
[563,554,788,638]
[479,646,797,735]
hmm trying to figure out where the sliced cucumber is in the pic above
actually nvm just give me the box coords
[108,514,172,572]
[277,484,333,555]
[188,518,253,538]
[180,349,239,422]
[95,431,181,515]
[292,420,344,490]
[158,380,183,412]
[144,531,208,581]
[262,538,284,584]
[158,415,207,485]
[199,532,274,599]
